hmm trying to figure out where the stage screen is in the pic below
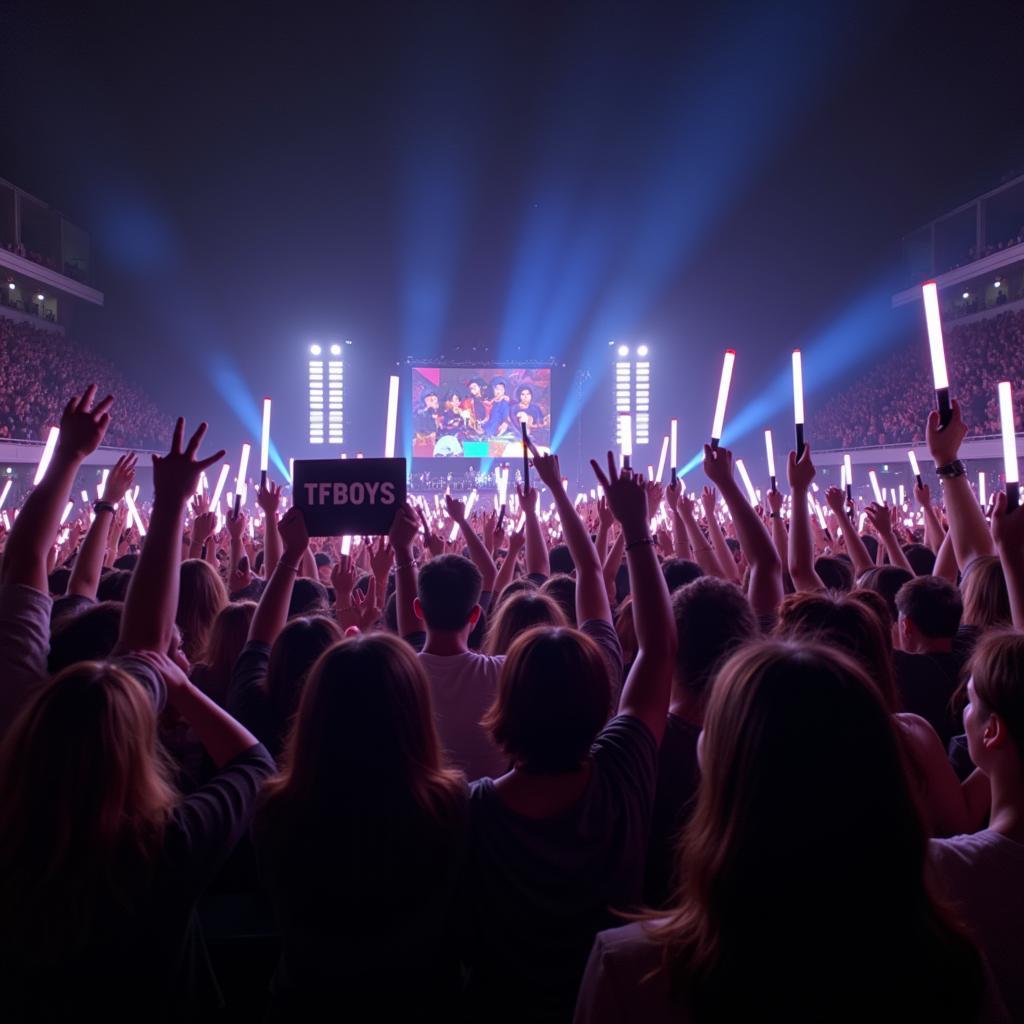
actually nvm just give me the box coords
[411,367,552,458]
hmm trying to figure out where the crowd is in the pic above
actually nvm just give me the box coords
[816,306,1024,449]
[0,381,1022,1022]
[0,317,173,448]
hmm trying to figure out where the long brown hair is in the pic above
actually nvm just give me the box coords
[961,555,1011,629]
[193,600,256,706]
[647,641,983,1020]
[0,662,177,962]
[484,590,567,655]
[176,558,227,662]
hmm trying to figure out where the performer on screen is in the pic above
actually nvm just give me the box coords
[513,385,548,432]
[460,377,488,434]
[483,377,513,437]
[440,390,467,436]
[414,391,440,444]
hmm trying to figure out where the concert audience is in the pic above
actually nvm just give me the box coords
[0,380,1021,1021]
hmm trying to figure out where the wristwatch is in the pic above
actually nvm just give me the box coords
[93,500,116,514]
[935,459,967,480]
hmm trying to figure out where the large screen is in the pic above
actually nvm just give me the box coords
[411,367,552,458]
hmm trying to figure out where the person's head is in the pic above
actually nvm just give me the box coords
[314,551,332,584]
[661,558,704,595]
[484,590,568,656]
[267,633,464,821]
[47,567,71,596]
[776,590,897,711]
[422,391,439,410]
[539,573,576,625]
[96,568,132,602]
[288,576,329,618]
[814,555,853,593]
[856,565,914,627]
[653,640,983,1017]
[895,576,962,653]
[548,543,575,576]
[48,601,124,674]
[468,377,484,397]
[196,601,257,706]
[672,578,757,708]
[964,629,1024,775]
[902,542,936,576]
[490,377,508,399]
[516,386,532,406]
[961,555,1011,630]
[176,559,227,663]
[614,596,638,669]
[483,626,611,774]
[859,533,879,562]
[489,575,536,616]
[113,553,138,571]
[415,554,482,634]
[265,615,341,729]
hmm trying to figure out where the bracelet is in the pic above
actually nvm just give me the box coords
[936,459,967,480]
[395,559,418,570]
[625,536,656,552]
[93,500,115,515]
[279,561,300,573]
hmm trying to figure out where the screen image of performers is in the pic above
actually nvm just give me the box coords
[413,391,440,455]
[482,376,514,438]
[432,390,467,456]
[460,377,488,435]
[513,385,548,431]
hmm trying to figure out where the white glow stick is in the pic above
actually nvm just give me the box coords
[908,450,921,478]
[0,479,11,510]
[384,375,400,458]
[98,469,109,500]
[80,490,90,504]
[60,500,74,525]
[670,418,678,468]
[619,412,633,462]
[869,470,884,505]
[736,459,757,505]
[656,435,669,482]
[133,485,139,501]
[998,381,1019,490]
[813,499,827,531]
[978,473,986,507]
[236,443,251,505]
[841,453,851,489]
[647,465,654,481]
[840,463,847,490]
[792,349,804,425]
[764,429,776,481]
[1,511,8,529]
[516,512,527,532]
[341,535,352,556]
[889,488,897,507]
[34,426,59,485]
[211,463,231,508]
[124,490,147,535]
[496,465,509,506]
[858,511,867,531]
[922,281,949,390]
[711,350,736,443]
[898,484,905,507]
[260,397,272,474]
[289,457,295,483]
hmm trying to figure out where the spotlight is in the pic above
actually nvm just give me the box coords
[962,291,969,300]
[345,339,353,346]
[310,343,322,356]
[330,343,342,356]
[994,280,1002,288]
[6,283,13,291]
[617,344,629,357]
[637,344,649,358]
[36,294,44,301]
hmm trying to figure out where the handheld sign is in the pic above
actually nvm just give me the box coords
[294,458,406,536]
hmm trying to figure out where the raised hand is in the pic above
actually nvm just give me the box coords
[257,479,282,514]
[104,453,138,504]
[597,496,614,527]
[824,485,847,517]
[865,502,893,537]
[914,481,932,509]
[703,444,734,488]
[192,510,216,545]
[529,444,562,491]
[152,418,225,505]
[444,494,467,523]
[331,553,358,603]
[590,451,649,543]
[516,483,538,516]
[369,536,394,580]
[787,443,815,491]
[645,480,664,510]
[226,509,247,539]
[389,500,421,555]
[278,506,309,561]
[926,397,967,468]
[339,577,382,633]
[768,486,785,517]
[190,491,210,517]
[56,385,114,461]
[700,486,717,518]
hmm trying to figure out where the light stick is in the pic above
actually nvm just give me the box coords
[811,496,827,532]
[978,473,986,508]
[736,459,757,505]
[710,349,736,448]
[98,469,109,500]
[60,500,74,526]
[998,380,1019,510]
[647,465,654,481]
[792,349,805,453]
[521,422,530,491]
[449,490,478,542]
[496,465,509,506]
[656,435,669,483]
[0,479,11,510]
[843,453,853,500]
[670,418,678,481]
[1,511,8,530]
[341,535,352,556]
[260,397,271,486]
[840,463,847,490]
[922,281,952,427]
[889,488,897,507]
[908,450,922,488]
[898,484,905,507]
[764,429,777,491]
[34,426,59,486]
[236,443,251,507]
[124,490,146,536]
[869,470,884,505]
[80,490,90,504]
[211,463,231,508]
[619,412,633,469]
[384,375,400,459]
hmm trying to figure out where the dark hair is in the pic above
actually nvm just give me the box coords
[422,391,438,402]
[902,543,936,576]
[860,534,879,562]
[113,553,138,571]
[548,544,575,576]
[662,558,704,594]
[672,577,757,699]
[483,626,611,773]
[895,576,962,640]
[490,576,537,616]
[489,376,509,394]
[857,565,914,625]
[313,552,331,568]
[516,386,532,402]
[484,591,567,656]
[417,555,482,631]
[288,577,329,618]
[539,574,576,625]
[48,602,124,674]
[814,556,853,593]
[97,569,132,602]
[47,568,71,596]
[968,629,1024,763]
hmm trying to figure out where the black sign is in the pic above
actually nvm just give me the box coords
[293,458,406,536]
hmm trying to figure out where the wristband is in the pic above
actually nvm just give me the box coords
[936,459,967,480]
[279,561,301,573]
[93,500,116,515]
[395,559,418,571]
[625,536,656,552]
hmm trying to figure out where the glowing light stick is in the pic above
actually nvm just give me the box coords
[60,500,74,525]
[521,422,530,491]
[619,412,633,469]
[34,426,59,485]
[260,397,271,486]
[80,490,90,505]
[978,473,986,507]
[736,459,757,505]
[922,281,952,427]
[384,376,400,458]
[0,479,11,510]
[124,490,147,536]
[898,484,905,507]
[840,463,847,490]
[646,465,654,481]
[211,463,231,508]
[812,497,828,532]
[765,429,777,491]
[236,443,251,507]
[889,489,897,507]
[869,470,884,505]
[656,435,669,483]
[792,349,805,453]
[998,381,1019,510]
[449,490,478,542]
[670,418,678,481]
[496,465,509,507]
[908,450,922,488]
[710,350,735,448]
[843,453,853,500]
[98,469,109,500]
[341,535,352,556]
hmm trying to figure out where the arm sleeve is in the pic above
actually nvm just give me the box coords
[581,618,625,705]
[0,583,52,735]
[112,653,168,711]
[226,641,272,729]
[574,933,630,1024]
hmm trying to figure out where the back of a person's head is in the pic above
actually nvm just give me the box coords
[47,567,71,597]
[895,576,962,640]
[484,590,567,655]
[661,558,704,595]
[539,573,577,625]
[288,576,329,618]
[776,590,897,710]
[48,601,123,674]
[197,600,257,705]
[548,543,575,576]
[859,533,879,562]
[96,568,132,602]
[266,615,342,727]
[113,553,138,571]
[483,626,611,774]
[416,554,482,632]
[176,558,227,662]
[490,576,537,616]
[968,629,1024,763]
[961,555,1011,630]
[672,577,756,699]
[655,640,982,1018]
[903,542,936,576]
[856,565,913,624]
[814,555,853,593]
[614,596,638,670]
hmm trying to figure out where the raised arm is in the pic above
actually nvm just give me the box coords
[518,482,550,578]
[992,491,1024,630]
[534,447,610,625]
[916,482,946,554]
[2,386,113,593]
[388,501,422,638]
[592,453,675,744]
[446,495,496,592]
[118,419,225,654]
[594,498,612,563]
[248,507,307,646]
[257,479,283,576]
[865,502,915,574]
[701,487,740,583]
[824,486,871,577]
[492,527,524,600]
[767,486,791,580]
[674,494,721,578]
[926,399,994,572]
[704,444,783,618]
[932,526,958,583]
[786,444,825,592]
[69,453,137,599]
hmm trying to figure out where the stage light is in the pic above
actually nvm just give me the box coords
[962,291,969,300]
[637,344,649,357]
[310,343,322,356]
[7,283,14,291]
[345,339,353,346]
[617,344,629,357]
[36,294,44,302]
[995,280,1001,288]
[330,343,342,356]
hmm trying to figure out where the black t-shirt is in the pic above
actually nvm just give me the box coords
[893,649,966,748]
